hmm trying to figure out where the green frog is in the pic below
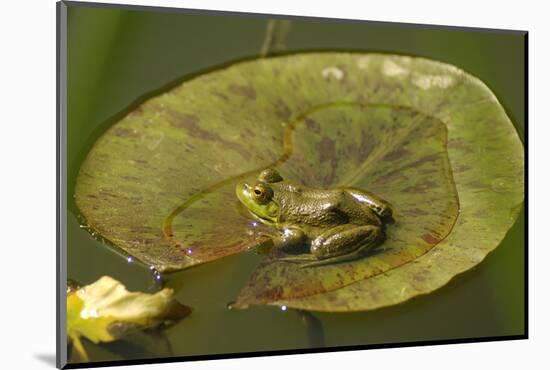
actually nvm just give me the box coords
[235,168,393,267]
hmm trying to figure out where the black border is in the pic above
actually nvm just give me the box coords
[523,32,529,339]
[57,1,528,369]
[65,335,526,369]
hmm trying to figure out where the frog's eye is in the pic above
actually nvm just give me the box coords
[258,168,283,183]
[252,183,273,204]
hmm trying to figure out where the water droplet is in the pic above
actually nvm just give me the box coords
[226,301,235,310]
[280,305,287,311]
[127,256,134,263]
[186,247,193,255]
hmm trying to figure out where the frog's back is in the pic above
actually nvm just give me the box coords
[275,187,345,230]
[275,186,382,236]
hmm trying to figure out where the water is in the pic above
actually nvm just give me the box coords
[66,5,525,363]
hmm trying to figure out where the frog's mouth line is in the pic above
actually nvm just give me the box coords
[248,209,277,225]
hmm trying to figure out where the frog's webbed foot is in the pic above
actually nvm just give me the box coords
[279,243,382,268]
[278,254,318,264]
[298,247,377,268]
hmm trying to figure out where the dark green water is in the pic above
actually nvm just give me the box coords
[66,5,525,363]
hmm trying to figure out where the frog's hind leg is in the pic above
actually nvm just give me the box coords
[279,224,384,268]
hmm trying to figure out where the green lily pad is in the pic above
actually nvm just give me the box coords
[75,53,523,311]
[67,276,190,361]
[232,102,459,306]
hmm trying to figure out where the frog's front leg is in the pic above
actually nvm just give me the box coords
[270,226,307,252]
[280,224,384,267]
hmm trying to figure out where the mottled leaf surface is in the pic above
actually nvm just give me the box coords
[76,53,523,311]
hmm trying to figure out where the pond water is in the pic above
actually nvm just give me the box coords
[66,5,525,363]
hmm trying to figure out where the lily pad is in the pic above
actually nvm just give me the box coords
[232,103,459,305]
[75,53,523,311]
[67,276,190,361]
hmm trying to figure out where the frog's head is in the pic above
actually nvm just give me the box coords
[235,169,284,224]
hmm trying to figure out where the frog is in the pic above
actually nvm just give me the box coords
[235,168,394,267]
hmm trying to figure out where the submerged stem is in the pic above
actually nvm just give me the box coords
[70,336,90,363]
[297,310,326,348]
[260,19,292,57]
